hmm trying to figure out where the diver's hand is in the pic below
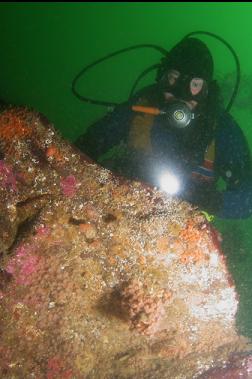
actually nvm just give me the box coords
[198,189,223,214]
[185,185,223,214]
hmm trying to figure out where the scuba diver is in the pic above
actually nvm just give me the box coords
[74,33,252,219]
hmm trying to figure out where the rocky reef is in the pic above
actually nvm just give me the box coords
[0,107,251,378]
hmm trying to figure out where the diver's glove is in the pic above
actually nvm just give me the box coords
[197,189,223,215]
[184,184,224,215]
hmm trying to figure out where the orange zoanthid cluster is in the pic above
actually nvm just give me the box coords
[0,108,33,144]
[179,219,207,264]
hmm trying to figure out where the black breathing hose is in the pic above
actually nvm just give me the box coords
[72,31,240,112]
[72,44,168,107]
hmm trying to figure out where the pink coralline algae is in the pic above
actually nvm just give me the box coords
[47,356,73,379]
[6,244,40,286]
[35,225,51,238]
[199,354,252,378]
[0,160,17,191]
[60,175,78,198]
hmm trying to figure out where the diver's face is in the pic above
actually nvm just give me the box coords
[161,69,207,110]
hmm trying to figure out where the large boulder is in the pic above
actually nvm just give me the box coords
[0,107,251,378]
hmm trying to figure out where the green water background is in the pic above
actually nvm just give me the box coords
[0,2,252,337]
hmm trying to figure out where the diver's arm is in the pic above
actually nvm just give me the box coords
[75,103,133,161]
[215,113,252,219]
[217,181,252,219]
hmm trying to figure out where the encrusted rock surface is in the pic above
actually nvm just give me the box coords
[0,107,251,379]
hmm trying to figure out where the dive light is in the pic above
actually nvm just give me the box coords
[132,101,195,129]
